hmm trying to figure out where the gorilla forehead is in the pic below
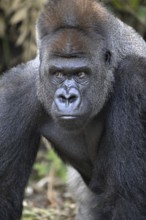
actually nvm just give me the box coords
[48,29,105,58]
[50,30,91,56]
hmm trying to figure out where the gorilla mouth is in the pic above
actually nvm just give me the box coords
[59,115,79,120]
[57,115,85,130]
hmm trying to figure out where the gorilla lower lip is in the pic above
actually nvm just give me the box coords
[60,115,78,119]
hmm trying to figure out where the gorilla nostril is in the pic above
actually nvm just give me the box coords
[58,94,78,104]
[58,94,66,103]
[68,95,77,103]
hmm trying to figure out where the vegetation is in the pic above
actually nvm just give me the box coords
[109,0,146,37]
[0,0,46,72]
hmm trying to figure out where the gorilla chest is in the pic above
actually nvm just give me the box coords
[40,116,103,180]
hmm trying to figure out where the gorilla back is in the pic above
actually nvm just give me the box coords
[0,0,146,220]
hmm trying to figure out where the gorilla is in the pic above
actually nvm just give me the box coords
[0,0,146,219]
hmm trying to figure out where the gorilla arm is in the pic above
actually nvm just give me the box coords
[89,55,146,219]
[0,57,41,220]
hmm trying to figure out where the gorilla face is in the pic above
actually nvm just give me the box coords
[38,29,114,130]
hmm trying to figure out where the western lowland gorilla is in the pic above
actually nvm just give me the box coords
[0,0,146,219]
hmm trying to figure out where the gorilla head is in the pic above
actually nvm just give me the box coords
[37,0,114,130]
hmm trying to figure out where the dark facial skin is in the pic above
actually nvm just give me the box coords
[38,29,113,182]
[45,58,94,130]
[48,58,92,128]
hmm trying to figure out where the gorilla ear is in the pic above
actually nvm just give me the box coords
[105,51,112,65]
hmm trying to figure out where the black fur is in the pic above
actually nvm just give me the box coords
[0,58,41,219]
[89,55,146,219]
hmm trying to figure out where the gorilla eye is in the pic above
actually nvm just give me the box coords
[76,72,86,78]
[55,71,64,79]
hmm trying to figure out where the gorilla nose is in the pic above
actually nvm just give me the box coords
[59,92,77,104]
[55,87,81,110]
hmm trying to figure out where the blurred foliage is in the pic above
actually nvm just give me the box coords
[22,139,69,220]
[0,0,46,72]
[34,139,67,182]
[22,205,76,220]
[0,0,146,72]
[102,0,146,37]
